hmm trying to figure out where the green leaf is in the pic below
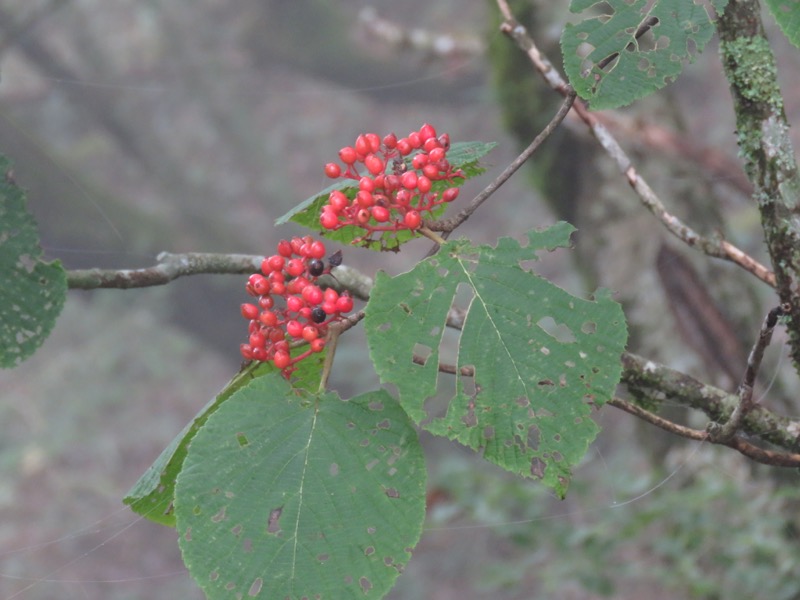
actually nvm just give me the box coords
[124,350,325,526]
[275,141,496,251]
[561,0,729,109]
[174,374,426,600]
[765,0,800,49]
[0,155,67,368]
[364,224,627,497]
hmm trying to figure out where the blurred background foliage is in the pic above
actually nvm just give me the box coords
[1,0,800,598]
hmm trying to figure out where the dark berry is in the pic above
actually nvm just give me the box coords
[311,307,326,323]
[308,259,324,277]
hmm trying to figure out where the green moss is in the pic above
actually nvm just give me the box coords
[719,36,782,109]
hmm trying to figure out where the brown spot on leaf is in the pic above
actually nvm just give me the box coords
[267,507,283,534]
[530,457,546,479]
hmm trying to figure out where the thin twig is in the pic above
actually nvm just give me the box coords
[608,397,800,467]
[427,91,576,237]
[493,1,776,289]
[708,304,788,442]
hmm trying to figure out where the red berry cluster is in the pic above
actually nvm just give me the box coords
[320,123,463,242]
[240,236,353,376]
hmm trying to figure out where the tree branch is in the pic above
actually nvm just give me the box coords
[608,397,800,468]
[621,352,800,453]
[492,0,776,289]
[67,252,264,289]
[717,0,800,368]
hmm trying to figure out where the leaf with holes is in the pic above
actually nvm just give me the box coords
[125,350,326,527]
[364,223,627,497]
[765,0,800,49]
[561,0,729,109]
[174,374,426,599]
[0,156,67,368]
[275,141,495,251]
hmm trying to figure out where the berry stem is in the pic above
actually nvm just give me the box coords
[417,226,448,246]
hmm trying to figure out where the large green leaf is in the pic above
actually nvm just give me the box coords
[0,155,67,368]
[561,0,729,109]
[765,0,800,49]
[174,374,426,600]
[276,141,496,251]
[124,350,325,526]
[364,224,627,497]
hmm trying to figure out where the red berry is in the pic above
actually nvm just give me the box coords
[248,274,270,296]
[290,237,305,254]
[267,255,285,273]
[302,284,323,306]
[404,210,421,229]
[302,325,319,342]
[286,295,304,313]
[396,138,412,156]
[249,330,266,349]
[372,205,390,222]
[442,187,460,202]
[395,189,412,207]
[417,176,432,194]
[383,133,397,149]
[423,137,440,153]
[419,123,437,142]
[286,320,303,338]
[324,288,339,304]
[365,133,381,154]
[356,190,374,208]
[401,171,418,190]
[259,311,278,327]
[269,328,285,343]
[324,162,341,178]
[287,275,309,295]
[428,147,446,163]
[241,303,259,320]
[412,154,429,170]
[438,133,450,149]
[270,281,286,295]
[286,259,305,277]
[356,208,371,224]
[422,164,439,179]
[308,240,326,259]
[364,154,384,176]
[310,338,326,353]
[359,176,374,192]
[355,134,371,157]
[240,344,254,360]
[321,301,337,314]
[320,210,339,229]
[329,190,349,212]
[407,131,422,149]
[273,351,291,370]
[339,146,357,164]
[258,295,274,309]
[277,239,293,257]
[336,295,354,313]
[252,346,268,361]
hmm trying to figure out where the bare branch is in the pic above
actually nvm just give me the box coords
[67,252,264,289]
[423,91,576,257]
[709,304,788,442]
[492,1,776,289]
[608,397,800,467]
